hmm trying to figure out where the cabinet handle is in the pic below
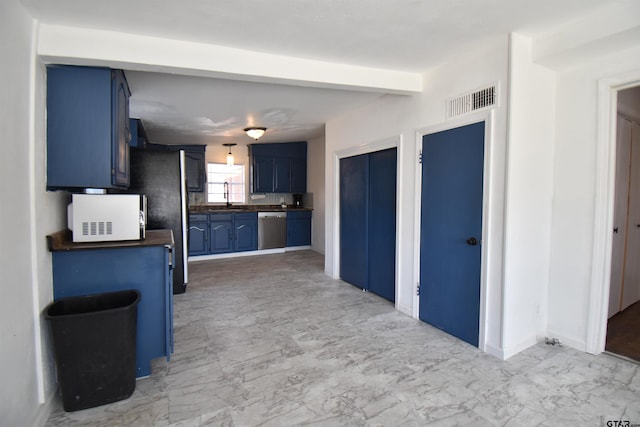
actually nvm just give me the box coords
[189,226,205,232]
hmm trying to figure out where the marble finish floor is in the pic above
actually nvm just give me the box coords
[47,250,640,426]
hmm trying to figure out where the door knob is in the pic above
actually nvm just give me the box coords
[466,237,478,246]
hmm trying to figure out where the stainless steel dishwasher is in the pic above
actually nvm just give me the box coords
[258,212,287,249]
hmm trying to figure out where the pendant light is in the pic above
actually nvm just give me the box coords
[223,143,237,166]
[244,127,267,140]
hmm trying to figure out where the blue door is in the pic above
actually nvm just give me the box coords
[419,122,484,347]
[340,149,397,302]
[368,148,397,302]
[340,154,369,289]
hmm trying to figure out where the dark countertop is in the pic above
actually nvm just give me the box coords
[47,229,174,252]
[189,205,312,214]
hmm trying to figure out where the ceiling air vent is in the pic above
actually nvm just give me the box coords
[447,83,498,118]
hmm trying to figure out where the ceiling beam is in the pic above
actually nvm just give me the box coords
[37,23,423,95]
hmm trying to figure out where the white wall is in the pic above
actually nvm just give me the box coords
[307,134,325,254]
[547,44,640,350]
[501,34,556,357]
[325,36,510,354]
[0,2,41,424]
[0,2,66,425]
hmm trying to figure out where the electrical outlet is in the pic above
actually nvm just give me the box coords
[279,197,284,203]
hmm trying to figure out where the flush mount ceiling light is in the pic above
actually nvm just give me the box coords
[223,143,237,166]
[244,127,267,140]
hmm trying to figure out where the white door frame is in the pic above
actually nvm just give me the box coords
[413,110,494,354]
[587,72,640,354]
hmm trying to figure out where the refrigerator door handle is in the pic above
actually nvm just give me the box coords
[179,150,188,284]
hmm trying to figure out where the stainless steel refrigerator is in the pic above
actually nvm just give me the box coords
[129,149,188,294]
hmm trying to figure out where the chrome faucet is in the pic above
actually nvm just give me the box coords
[224,181,231,208]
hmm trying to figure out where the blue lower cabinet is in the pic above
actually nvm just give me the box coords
[51,244,173,378]
[189,212,257,255]
[287,210,312,247]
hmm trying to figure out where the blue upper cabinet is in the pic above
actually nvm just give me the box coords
[145,143,206,193]
[46,66,131,191]
[129,118,149,149]
[183,149,206,193]
[249,142,307,193]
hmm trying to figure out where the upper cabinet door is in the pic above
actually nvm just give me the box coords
[274,157,292,193]
[112,70,131,187]
[184,150,205,193]
[253,156,274,193]
[290,159,307,194]
[46,66,131,190]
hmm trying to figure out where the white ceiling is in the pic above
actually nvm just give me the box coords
[22,0,614,146]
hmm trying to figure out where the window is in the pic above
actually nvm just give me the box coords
[207,163,245,204]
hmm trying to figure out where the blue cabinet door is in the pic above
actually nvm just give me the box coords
[287,211,312,246]
[274,157,292,193]
[112,69,130,187]
[188,221,208,256]
[234,213,258,251]
[184,150,205,192]
[253,156,275,193]
[291,159,307,193]
[209,220,233,253]
[46,66,130,190]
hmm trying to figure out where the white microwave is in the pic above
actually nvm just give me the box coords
[67,194,147,242]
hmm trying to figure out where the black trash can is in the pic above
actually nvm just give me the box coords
[45,289,141,412]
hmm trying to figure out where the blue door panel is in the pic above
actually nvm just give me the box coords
[234,213,258,252]
[253,157,274,192]
[339,154,369,289]
[210,221,233,253]
[274,157,291,193]
[188,221,208,255]
[419,122,484,347]
[368,148,397,302]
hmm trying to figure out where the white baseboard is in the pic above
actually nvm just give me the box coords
[32,388,57,427]
[545,329,587,353]
[484,343,505,360]
[501,335,539,360]
[189,246,314,262]
[397,303,413,317]
[284,245,312,252]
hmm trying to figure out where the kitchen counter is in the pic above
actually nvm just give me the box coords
[189,205,312,214]
[48,228,175,378]
[47,229,174,252]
